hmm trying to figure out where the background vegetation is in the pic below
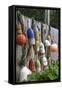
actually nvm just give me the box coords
[16,7,60,29]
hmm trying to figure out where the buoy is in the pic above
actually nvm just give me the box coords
[38,52,45,58]
[41,57,48,66]
[39,42,45,52]
[27,28,35,45]
[16,23,22,31]
[35,27,40,41]
[34,27,40,52]
[45,40,51,47]
[20,66,32,82]
[35,55,41,72]
[39,42,44,49]
[27,28,34,39]
[29,38,35,45]
[16,33,27,45]
[48,57,51,64]
[50,43,58,52]
[29,59,36,72]
[34,41,39,52]
[47,35,51,40]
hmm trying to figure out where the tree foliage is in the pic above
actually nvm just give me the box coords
[16,8,60,29]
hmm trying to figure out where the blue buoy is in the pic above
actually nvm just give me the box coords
[27,28,34,39]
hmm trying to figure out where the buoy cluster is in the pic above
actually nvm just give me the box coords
[16,14,58,82]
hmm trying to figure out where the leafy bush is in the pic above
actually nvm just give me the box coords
[27,60,59,81]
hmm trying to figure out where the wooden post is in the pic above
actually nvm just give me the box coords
[45,10,51,63]
[45,10,50,25]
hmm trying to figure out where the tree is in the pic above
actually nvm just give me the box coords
[16,7,60,29]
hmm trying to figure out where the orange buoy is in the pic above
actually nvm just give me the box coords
[16,33,27,45]
[50,43,58,52]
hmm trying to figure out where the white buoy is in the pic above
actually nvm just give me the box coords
[39,42,45,52]
[45,40,51,47]
[39,42,44,49]
[20,66,32,82]
[29,38,35,45]
[42,57,48,66]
